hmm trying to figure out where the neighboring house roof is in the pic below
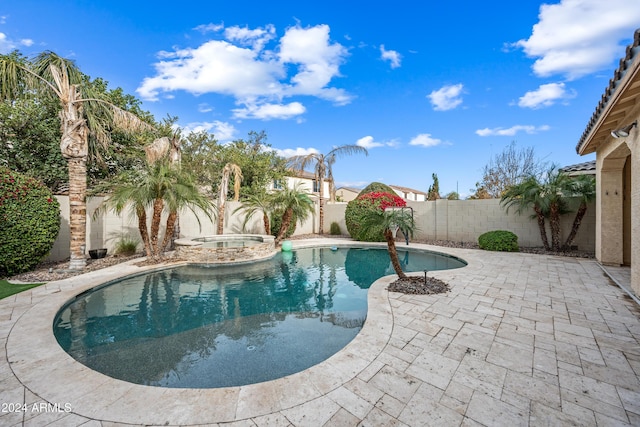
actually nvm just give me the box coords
[336,186,360,194]
[577,29,640,155]
[389,184,428,197]
[560,160,596,175]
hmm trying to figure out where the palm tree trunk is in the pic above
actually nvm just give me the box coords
[384,229,406,279]
[564,202,587,249]
[549,203,561,251]
[150,198,164,256]
[262,212,270,235]
[62,90,89,270]
[136,205,152,257]
[276,208,293,244]
[162,211,178,252]
[217,202,225,235]
[533,206,550,251]
[318,174,325,235]
[67,158,87,270]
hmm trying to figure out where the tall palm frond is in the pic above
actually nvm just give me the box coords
[287,145,367,234]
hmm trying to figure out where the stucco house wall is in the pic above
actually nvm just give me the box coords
[576,28,639,296]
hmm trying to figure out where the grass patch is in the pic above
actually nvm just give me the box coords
[0,279,44,300]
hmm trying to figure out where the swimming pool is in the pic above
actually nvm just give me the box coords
[53,246,466,388]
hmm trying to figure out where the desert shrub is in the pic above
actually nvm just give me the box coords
[478,230,519,252]
[0,168,60,276]
[114,234,139,256]
[345,191,406,241]
[329,222,341,235]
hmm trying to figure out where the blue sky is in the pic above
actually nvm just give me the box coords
[2,1,639,197]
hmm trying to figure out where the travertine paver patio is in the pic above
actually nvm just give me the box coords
[1,238,639,426]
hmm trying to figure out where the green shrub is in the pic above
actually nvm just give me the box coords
[329,222,341,235]
[114,235,139,256]
[270,211,297,239]
[0,168,60,276]
[478,230,519,252]
[357,182,395,197]
[345,190,406,241]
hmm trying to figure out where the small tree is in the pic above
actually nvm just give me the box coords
[345,191,407,242]
[271,183,315,244]
[359,207,416,279]
[501,167,572,251]
[563,174,596,248]
[97,160,214,260]
[479,141,547,198]
[445,191,459,200]
[233,191,273,235]
[288,144,368,234]
[427,173,440,200]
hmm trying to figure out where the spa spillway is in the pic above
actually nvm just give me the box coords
[174,234,276,264]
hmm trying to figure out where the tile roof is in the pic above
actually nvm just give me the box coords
[559,160,596,173]
[577,29,640,154]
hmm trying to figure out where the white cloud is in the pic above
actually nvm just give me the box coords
[180,120,237,142]
[409,134,442,147]
[138,23,351,119]
[380,45,401,68]
[194,23,224,33]
[232,101,306,120]
[475,125,551,137]
[274,147,319,158]
[356,136,384,149]
[514,0,640,79]
[517,82,575,108]
[197,103,213,113]
[278,24,351,104]
[428,84,464,111]
[224,24,276,50]
[0,32,34,54]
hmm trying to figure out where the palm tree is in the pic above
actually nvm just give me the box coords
[216,163,242,235]
[501,167,571,251]
[359,208,416,279]
[233,191,273,235]
[271,183,315,244]
[0,51,153,269]
[563,174,596,249]
[501,176,550,250]
[288,145,368,234]
[97,160,214,260]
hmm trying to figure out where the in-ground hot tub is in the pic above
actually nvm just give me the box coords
[174,234,276,264]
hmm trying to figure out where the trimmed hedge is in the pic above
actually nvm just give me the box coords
[478,230,519,252]
[345,190,406,241]
[0,168,60,276]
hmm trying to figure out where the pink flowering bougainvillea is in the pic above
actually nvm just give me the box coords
[357,191,407,210]
[345,191,407,242]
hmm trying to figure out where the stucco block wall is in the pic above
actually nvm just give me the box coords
[325,198,595,250]
[47,198,311,262]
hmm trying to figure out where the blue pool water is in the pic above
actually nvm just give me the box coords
[53,247,465,388]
